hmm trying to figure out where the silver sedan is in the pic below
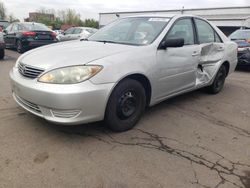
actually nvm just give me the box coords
[10,15,237,132]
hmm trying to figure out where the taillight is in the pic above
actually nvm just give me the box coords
[51,32,57,39]
[247,39,250,43]
[22,31,36,37]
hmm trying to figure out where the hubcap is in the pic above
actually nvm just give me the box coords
[117,91,137,120]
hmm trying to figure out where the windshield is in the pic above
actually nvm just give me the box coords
[22,23,50,31]
[229,30,250,40]
[88,17,170,45]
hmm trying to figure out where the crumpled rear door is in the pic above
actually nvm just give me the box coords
[196,43,225,86]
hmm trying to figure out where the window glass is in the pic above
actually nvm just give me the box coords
[22,23,50,31]
[89,17,170,45]
[229,30,250,40]
[215,32,222,43]
[195,19,215,44]
[12,24,18,32]
[6,24,13,32]
[64,28,75,35]
[73,28,82,34]
[166,18,194,45]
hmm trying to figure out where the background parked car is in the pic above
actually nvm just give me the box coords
[229,29,250,67]
[4,22,57,53]
[57,27,98,42]
[0,31,5,59]
[0,20,10,31]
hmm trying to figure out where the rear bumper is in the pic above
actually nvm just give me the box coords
[22,39,57,49]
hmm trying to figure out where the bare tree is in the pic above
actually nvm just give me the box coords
[0,1,7,20]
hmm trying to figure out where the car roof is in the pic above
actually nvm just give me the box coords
[124,14,200,19]
[75,27,97,30]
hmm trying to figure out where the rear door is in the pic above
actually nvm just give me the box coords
[194,18,225,86]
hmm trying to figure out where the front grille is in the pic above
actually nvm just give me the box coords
[18,62,44,79]
[14,94,41,114]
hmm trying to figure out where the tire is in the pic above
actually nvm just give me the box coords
[206,64,227,94]
[105,79,146,132]
[16,40,25,54]
[0,49,4,60]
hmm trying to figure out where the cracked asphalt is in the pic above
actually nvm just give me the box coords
[0,49,250,188]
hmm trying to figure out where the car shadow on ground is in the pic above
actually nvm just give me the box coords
[236,66,250,72]
[39,89,208,136]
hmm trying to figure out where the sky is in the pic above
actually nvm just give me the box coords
[2,0,250,21]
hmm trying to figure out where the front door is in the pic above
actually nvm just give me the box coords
[156,18,200,99]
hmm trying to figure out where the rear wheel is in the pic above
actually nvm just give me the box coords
[206,64,227,94]
[0,49,4,60]
[16,40,25,54]
[105,79,146,132]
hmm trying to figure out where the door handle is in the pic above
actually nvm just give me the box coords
[192,51,200,56]
[217,47,224,51]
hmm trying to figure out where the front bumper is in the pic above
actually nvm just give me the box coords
[10,67,115,125]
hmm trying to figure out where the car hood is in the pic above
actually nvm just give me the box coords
[19,41,137,70]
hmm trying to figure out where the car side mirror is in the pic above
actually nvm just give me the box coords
[3,29,7,34]
[159,38,185,49]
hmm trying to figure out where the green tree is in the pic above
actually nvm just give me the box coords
[83,19,99,28]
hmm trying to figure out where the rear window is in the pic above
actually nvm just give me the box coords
[229,30,250,40]
[22,23,50,31]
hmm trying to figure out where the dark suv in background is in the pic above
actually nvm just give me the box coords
[4,22,57,53]
[229,29,250,67]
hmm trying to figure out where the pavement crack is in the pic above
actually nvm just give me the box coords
[101,129,250,188]
[172,105,250,138]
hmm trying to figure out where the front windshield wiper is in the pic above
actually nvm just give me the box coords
[92,40,118,44]
[231,38,246,41]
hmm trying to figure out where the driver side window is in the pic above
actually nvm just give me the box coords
[166,18,195,45]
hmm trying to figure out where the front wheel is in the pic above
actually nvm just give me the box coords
[206,65,227,94]
[105,79,146,132]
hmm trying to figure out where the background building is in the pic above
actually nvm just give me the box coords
[99,6,250,36]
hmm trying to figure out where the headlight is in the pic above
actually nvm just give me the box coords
[38,65,102,84]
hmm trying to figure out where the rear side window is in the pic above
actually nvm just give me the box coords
[166,18,195,45]
[195,19,222,44]
[73,28,83,34]
[65,28,75,35]
[22,23,50,31]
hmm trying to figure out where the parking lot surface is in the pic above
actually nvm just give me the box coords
[0,50,250,188]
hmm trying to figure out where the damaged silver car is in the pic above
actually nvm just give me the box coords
[10,15,237,132]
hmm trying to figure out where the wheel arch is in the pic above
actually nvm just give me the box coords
[222,61,230,77]
[109,73,152,107]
